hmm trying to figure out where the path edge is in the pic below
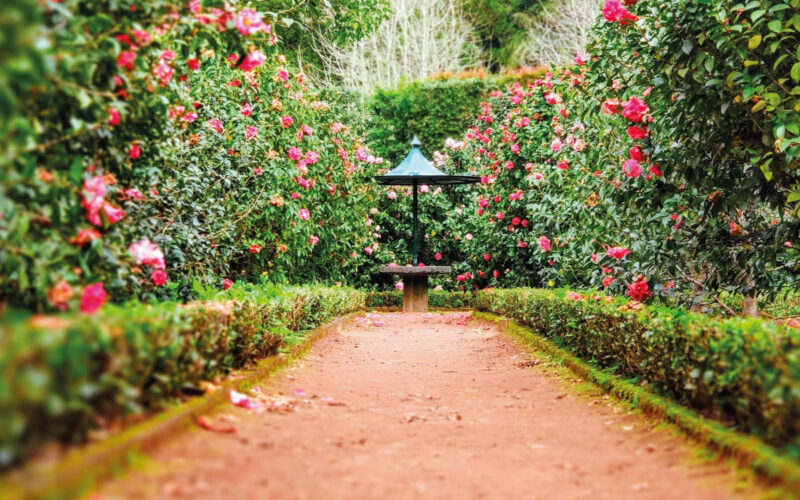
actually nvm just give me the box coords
[476,311,800,497]
[0,312,360,500]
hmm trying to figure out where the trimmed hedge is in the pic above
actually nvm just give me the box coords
[471,288,800,457]
[365,291,474,309]
[0,285,365,468]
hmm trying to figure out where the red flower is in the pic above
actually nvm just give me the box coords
[222,278,233,290]
[151,269,168,286]
[649,164,663,177]
[70,228,102,246]
[129,143,141,159]
[188,58,200,70]
[538,236,551,252]
[602,276,614,287]
[600,99,620,115]
[628,146,644,161]
[80,282,107,314]
[627,126,647,139]
[434,252,442,260]
[117,51,136,70]
[483,253,491,261]
[108,108,120,126]
[249,244,261,254]
[626,280,652,302]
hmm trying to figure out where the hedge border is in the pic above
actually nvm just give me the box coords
[475,311,800,497]
[0,312,359,500]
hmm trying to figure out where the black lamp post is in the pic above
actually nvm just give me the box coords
[374,137,479,312]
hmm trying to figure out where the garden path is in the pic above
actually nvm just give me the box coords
[96,312,755,499]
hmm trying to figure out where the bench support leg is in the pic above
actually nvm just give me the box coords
[402,275,429,312]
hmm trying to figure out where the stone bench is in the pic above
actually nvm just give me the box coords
[378,266,452,312]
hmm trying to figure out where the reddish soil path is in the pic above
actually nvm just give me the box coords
[96,312,753,499]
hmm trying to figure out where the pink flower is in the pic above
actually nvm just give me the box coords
[575,51,589,66]
[364,246,373,255]
[304,151,319,164]
[557,160,568,170]
[785,241,793,248]
[207,119,223,133]
[623,159,642,178]
[483,253,491,261]
[240,102,252,116]
[602,0,637,23]
[298,208,310,220]
[222,278,233,290]
[301,125,313,136]
[108,108,120,126]
[235,9,265,36]
[434,252,442,261]
[129,238,166,269]
[309,235,319,246]
[239,51,266,71]
[627,126,647,139]
[102,204,125,224]
[129,143,141,159]
[395,282,404,290]
[551,137,563,152]
[281,115,294,128]
[151,269,168,286]
[387,191,396,200]
[80,283,107,314]
[287,147,302,161]
[607,246,630,259]
[188,58,201,70]
[253,167,263,175]
[496,212,504,220]
[153,61,174,86]
[246,126,258,140]
[621,97,649,123]
[538,236,551,252]
[275,69,289,82]
[602,276,614,287]
[182,111,197,123]
[117,51,136,70]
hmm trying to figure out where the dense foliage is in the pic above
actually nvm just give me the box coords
[0,0,383,311]
[0,283,364,468]
[426,0,800,311]
[472,287,800,457]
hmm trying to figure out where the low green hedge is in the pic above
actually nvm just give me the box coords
[365,291,474,309]
[0,284,364,468]
[471,288,800,457]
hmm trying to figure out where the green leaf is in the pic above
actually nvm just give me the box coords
[767,19,782,32]
[682,39,694,55]
[791,63,800,83]
[68,157,83,184]
[760,163,773,180]
[787,191,800,203]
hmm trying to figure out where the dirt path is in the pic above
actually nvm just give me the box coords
[96,312,754,499]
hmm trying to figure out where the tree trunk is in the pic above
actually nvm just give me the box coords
[743,288,758,317]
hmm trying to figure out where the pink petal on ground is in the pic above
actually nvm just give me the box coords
[295,388,306,397]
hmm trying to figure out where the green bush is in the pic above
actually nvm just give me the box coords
[0,284,364,468]
[365,290,474,308]
[472,288,800,456]
[367,78,492,164]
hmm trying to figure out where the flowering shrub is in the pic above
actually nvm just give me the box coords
[0,1,381,310]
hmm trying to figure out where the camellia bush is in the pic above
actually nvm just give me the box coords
[0,0,384,311]
[429,0,799,312]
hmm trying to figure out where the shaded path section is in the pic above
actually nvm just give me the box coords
[97,313,752,499]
